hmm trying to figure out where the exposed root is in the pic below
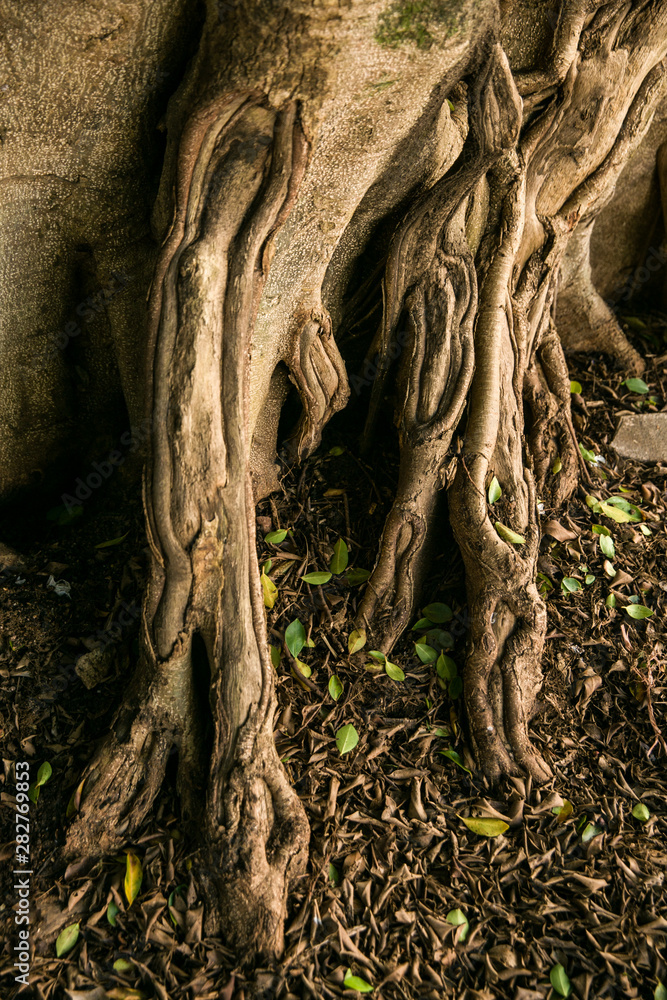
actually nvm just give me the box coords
[557,219,644,373]
[286,309,350,462]
[201,728,309,958]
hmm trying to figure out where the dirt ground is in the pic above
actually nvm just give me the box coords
[1,315,666,1000]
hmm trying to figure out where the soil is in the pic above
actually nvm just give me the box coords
[0,315,666,1000]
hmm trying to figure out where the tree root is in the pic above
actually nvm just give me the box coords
[557,219,644,373]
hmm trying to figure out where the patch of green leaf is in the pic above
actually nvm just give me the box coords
[329,445,345,456]
[301,571,332,586]
[436,653,457,682]
[261,570,278,609]
[624,377,649,394]
[336,724,359,755]
[107,901,120,927]
[599,533,615,559]
[632,802,650,823]
[440,748,471,775]
[414,642,438,663]
[265,529,288,544]
[124,853,142,908]
[346,567,370,586]
[29,761,52,803]
[488,476,502,504]
[344,968,373,993]
[446,908,469,942]
[625,604,653,619]
[581,822,602,843]
[330,538,349,575]
[570,380,582,394]
[550,963,571,997]
[328,862,340,884]
[561,577,581,593]
[422,602,452,623]
[385,661,405,682]
[494,521,526,545]
[95,531,129,549]
[285,619,306,659]
[56,921,80,958]
[328,675,344,701]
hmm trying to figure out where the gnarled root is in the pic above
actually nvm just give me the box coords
[524,323,582,506]
[201,727,308,958]
[557,213,644,373]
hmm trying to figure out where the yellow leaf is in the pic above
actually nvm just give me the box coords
[261,571,278,609]
[458,814,509,837]
[348,629,366,654]
[124,853,143,908]
[494,521,526,545]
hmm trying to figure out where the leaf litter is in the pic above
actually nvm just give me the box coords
[0,341,665,998]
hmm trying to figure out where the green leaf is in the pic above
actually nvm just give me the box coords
[570,380,582,394]
[270,645,281,668]
[422,602,452,623]
[436,653,457,682]
[346,567,370,586]
[448,676,463,699]
[639,523,652,536]
[561,577,581,593]
[494,521,525,545]
[632,802,650,823]
[114,958,134,975]
[592,523,611,536]
[167,884,187,926]
[433,727,449,737]
[625,604,653,619]
[56,921,80,957]
[596,502,634,523]
[328,675,343,701]
[655,983,667,1000]
[124,853,143,908]
[330,538,349,575]
[368,650,386,663]
[579,443,596,464]
[458,815,509,837]
[550,963,571,997]
[606,593,617,608]
[36,761,52,787]
[446,908,469,942]
[624,377,649,394]
[414,642,438,664]
[581,822,602,843]
[344,969,373,993]
[585,574,595,585]
[348,628,366,654]
[412,617,433,630]
[552,456,562,474]
[440,749,471,775]
[488,476,502,504]
[265,529,288,544]
[301,571,332,586]
[107,901,120,927]
[336,724,359,755]
[95,531,129,549]
[285,619,306,659]
[385,661,405,682]
[599,534,615,559]
[328,862,340,884]
[261,571,278,609]
[329,445,345,456]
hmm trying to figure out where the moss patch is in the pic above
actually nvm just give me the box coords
[375,0,465,50]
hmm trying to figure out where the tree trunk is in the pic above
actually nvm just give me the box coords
[2,0,666,960]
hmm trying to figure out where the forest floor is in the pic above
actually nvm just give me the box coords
[1,318,666,1000]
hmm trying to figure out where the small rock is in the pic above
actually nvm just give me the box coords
[75,645,115,689]
[611,413,667,462]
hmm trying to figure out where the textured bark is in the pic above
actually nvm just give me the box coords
[3,0,667,961]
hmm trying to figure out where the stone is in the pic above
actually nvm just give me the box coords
[611,413,667,463]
